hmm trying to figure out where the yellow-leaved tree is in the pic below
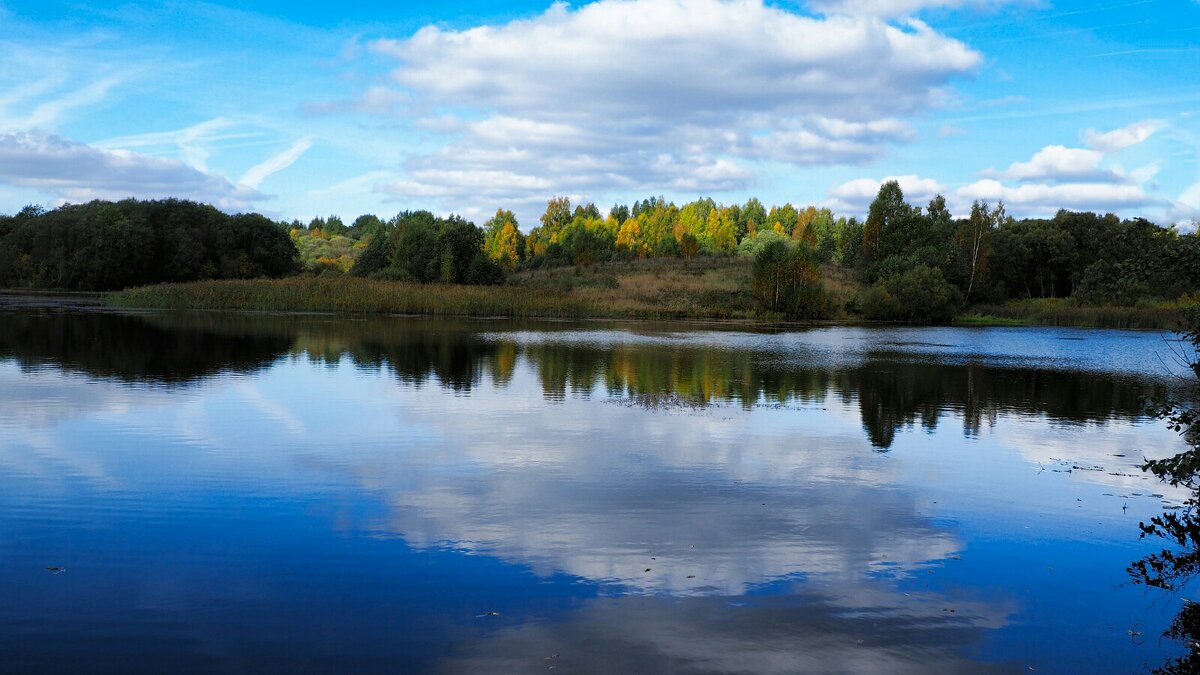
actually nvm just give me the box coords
[483,209,525,269]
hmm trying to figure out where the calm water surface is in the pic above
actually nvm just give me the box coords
[0,309,1193,673]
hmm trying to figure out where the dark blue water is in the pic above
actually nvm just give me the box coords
[0,310,1192,673]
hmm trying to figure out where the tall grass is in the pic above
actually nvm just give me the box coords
[107,259,774,321]
[105,269,762,320]
[964,297,1193,330]
[108,277,592,317]
[108,266,1191,329]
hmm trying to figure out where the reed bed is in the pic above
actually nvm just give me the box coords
[105,268,760,320]
[108,277,593,317]
[964,298,1192,330]
[107,264,1190,330]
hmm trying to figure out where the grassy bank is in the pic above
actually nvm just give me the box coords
[107,259,771,320]
[109,277,592,317]
[962,298,1194,330]
[105,261,1193,330]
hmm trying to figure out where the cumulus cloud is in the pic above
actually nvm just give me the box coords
[987,145,1118,183]
[827,174,945,212]
[1082,119,1165,153]
[829,118,1175,220]
[941,121,1170,216]
[955,178,1151,212]
[363,0,981,216]
[0,131,261,210]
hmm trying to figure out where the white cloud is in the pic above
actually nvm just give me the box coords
[956,178,1151,213]
[946,121,1171,215]
[1082,119,1165,153]
[823,117,1182,220]
[363,0,981,216]
[1172,178,1200,224]
[1181,178,1200,209]
[374,2,978,123]
[239,138,313,189]
[1123,161,1158,182]
[988,145,1118,183]
[827,174,945,212]
[0,131,261,210]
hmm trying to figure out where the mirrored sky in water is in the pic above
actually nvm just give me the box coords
[0,310,1192,673]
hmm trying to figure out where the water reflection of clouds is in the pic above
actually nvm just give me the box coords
[0,364,176,485]
[1,331,1180,594]
[2,348,1172,596]
[993,418,1190,504]
[438,588,1015,675]
[0,355,967,598]
[334,360,965,596]
[0,317,1189,671]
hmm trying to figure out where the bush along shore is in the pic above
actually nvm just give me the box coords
[6,178,1199,328]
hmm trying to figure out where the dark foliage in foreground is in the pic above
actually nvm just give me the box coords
[1130,309,1200,673]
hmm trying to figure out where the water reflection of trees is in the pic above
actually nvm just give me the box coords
[0,310,290,383]
[0,310,1163,450]
[481,340,1155,449]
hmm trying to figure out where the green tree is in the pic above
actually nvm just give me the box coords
[750,240,830,318]
[741,197,767,238]
[862,180,911,268]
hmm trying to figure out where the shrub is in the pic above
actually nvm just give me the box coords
[465,253,506,286]
[860,264,961,323]
[750,240,833,319]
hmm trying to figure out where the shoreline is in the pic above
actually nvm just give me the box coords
[0,283,1183,331]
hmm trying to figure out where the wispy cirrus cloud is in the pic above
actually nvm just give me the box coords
[239,138,313,189]
[0,75,123,130]
[1081,119,1165,153]
[96,118,244,172]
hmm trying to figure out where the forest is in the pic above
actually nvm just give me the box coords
[2,182,1198,323]
[0,200,297,291]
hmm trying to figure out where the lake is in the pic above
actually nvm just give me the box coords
[0,307,1194,673]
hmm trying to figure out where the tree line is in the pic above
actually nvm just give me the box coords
[2,187,1197,323]
[461,183,1199,321]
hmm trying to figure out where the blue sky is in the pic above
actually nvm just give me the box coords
[0,0,1197,227]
